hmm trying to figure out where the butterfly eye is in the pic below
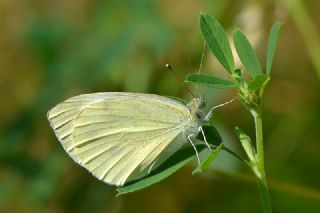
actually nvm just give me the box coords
[200,102,206,109]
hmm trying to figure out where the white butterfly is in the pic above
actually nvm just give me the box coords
[47,92,223,186]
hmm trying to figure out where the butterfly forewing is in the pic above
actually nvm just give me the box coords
[47,92,195,186]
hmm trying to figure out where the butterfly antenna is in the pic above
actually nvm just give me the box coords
[195,43,207,96]
[165,64,196,98]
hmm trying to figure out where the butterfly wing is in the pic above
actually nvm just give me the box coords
[47,92,192,186]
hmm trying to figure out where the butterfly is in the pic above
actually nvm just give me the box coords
[47,92,226,186]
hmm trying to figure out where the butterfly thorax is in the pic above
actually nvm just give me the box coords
[186,96,206,120]
[181,96,206,138]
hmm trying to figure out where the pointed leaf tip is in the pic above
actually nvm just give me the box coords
[192,143,223,174]
[200,14,234,73]
[233,28,262,77]
[266,21,282,76]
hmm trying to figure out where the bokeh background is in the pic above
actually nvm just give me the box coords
[1,0,320,212]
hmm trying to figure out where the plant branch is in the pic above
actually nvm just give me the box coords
[252,107,272,213]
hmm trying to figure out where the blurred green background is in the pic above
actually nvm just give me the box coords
[1,0,320,212]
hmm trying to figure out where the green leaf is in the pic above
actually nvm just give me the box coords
[248,74,268,91]
[233,28,262,77]
[192,143,223,174]
[266,21,282,76]
[200,13,234,73]
[186,74,237,89]
[235,127,255,162]
[197,122,222,146]
[116,145,206,196]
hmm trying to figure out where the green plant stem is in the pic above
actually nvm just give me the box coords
[252,107,272,213]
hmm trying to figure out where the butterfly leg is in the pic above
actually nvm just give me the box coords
[199,126,212,150]
[205,97,236,121]
[188,134,200,165]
